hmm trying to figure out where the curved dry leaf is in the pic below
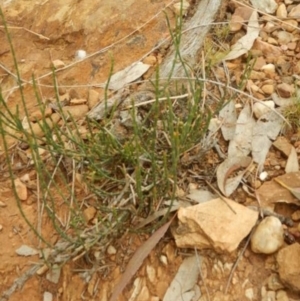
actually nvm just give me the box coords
[274,177,300,201]
[105,62,150,91]
[223,10,259,61]
[109,215,176,301]
[219,100,237,141]
[217,156,252,196]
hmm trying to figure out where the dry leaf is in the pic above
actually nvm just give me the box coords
[274,178,300,201]
[223,10,260,61]
[104,62,150,91]
[219,100,237,141]
[285,146,299,173]
[163,256,200,301]
[109,215,176,301]
[217,156,252,196]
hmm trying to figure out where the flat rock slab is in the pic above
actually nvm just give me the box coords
[173,198,258,253]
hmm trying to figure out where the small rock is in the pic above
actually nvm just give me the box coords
[51,59,65,69]
[146,265,156,283]
[253,101,275,119]
[14,178,28,201]
[273,137,292,157]
[88,89,100,109]
[262,290,276,301]
[75,49,87,60]
[292,210,300,221]
[83,206,97,223]
[36,264,49,275]
[251,216,284,254]
[61,104,89,120]
[230,15,244,32]
[70,98,87,105]
[143,55,157,66]
[245,288,254,300]
[160,255,168,265]
[276,31,293,45]
[0,225,3,231]
[261,84,274,94]
[267,274,284,290]
[277,243,300,292]
[107,245,117,255]
[251,0,277,14]
[277,83,295,98]
[261,64,275,74]
[276,3,287,18]
[282,19,298,32]
[276,290,289,301]
[28,113,61,137]
[288,4,300,18]
[15,244,39,256]
[29,107,52,122]
[0,201,7,207]
[46,264,61,284]
[43,292,53,301]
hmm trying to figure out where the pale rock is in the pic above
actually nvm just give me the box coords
[277,83,295,98]
[261,63,275,74]
[160,255,168,265]
[230,15,244,32]
[261,84,274,94]
[250,70,266,80]
[70,98,87,105]
[51,59,65,69]
[137,286,150,301]
[36,264,49,276]
[262,291,276,301]
[276,290,289,301]
[253,56,266,71]
[287,42,296,50]
[46,264,61,284]
[251,216,284,254]
[276,3,287,18]
[267,274,284,290]
[253,38,282,57]
[0,225,3,231]
[28,113,61,137]
[146,265,156,284]
[250,0,277,14]
[245,288,254,300]
[288,4,300,18]
[173,198,258,253]
[0,201,7,207]
[267,37,278,45]
[143,55,156,66]
[282,19,298,32]
[277,243,300,292]
[253,101,275,119]
[83,206,97,223]
[277,31,293,45]
[273,137,292,157]
[88,89,100,109]
[107,245,117,255]
[264,22,276,33]
[284,0,293,4]
[29,107,52,121]
[15,244,39,256]
[292,210,300,221]
[14,178,28,201]
[61,104,89,120]
[43,292,53,301]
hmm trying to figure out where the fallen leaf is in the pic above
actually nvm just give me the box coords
[217,156,252,196]
[223,10,260,61]
[285,146,299,173]
[109,215,176,301]
[104,62,150,91]
[274,177,300,201]
[163,256,200,301]
[219,100,237,141]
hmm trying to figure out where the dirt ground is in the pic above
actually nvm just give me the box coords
[1,0,300,301]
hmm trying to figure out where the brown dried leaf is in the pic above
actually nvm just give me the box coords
[108,215,176,301]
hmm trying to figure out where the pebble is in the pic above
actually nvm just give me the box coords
[277,83,295,98]
[14,178,28,201]
[276,290,289,301]
[107,245,117,255]
[253,101,275,119]
[43,292,53,301]
[288,4,300,18]
[276,3,287,18]
[83,206,97,223]
[251,216,284,254]
[245,288,254,300]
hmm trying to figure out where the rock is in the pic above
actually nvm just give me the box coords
[267,274,284,291]
[51,59,65,69]
[253,101,275,119]
[15,244,39,256]
[14,178,28,201]
[70,98,87,105]
[146,265,156,284]
[173,198,258,253]
[245,288,254,300]
[28,113,61,137]
[261,63,275,74]
[61,104,89,120]
[83,206,97,223]
[277,243,300,292]
[253,38,282,58]
[276,290,289,301]
[46,264,61,284]
[276,3,287,18]
[88,89,100,109]
[276,31,293,45]
[251,216,284,254]
[277,83,295,98]
[262,290,276,301]
[288,4,300,18]
[291,210,300,221]
[43,292,53,301]
[29,107,53,121]
[282,19,298,32]
[261,84,274,94]
[106,245,117,255]
[230,15,244,32]
[250,0,277,14]
[273,137,292,157]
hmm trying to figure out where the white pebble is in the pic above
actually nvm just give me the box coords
[259,171,268,181]
[75,49,87,60]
